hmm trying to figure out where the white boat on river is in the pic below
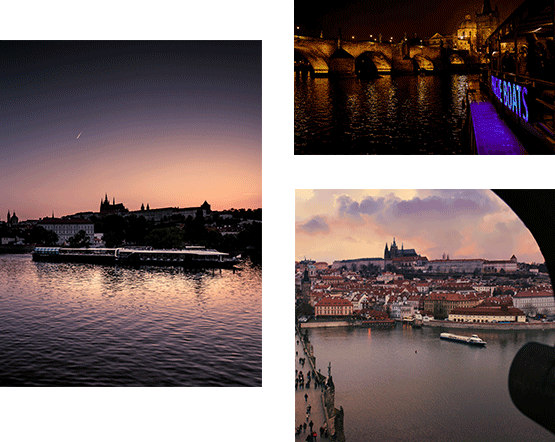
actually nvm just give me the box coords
[440,333,486,346]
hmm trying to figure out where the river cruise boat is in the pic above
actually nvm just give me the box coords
[32,247,117,264]
[32,246,236,268]
[440,333,487,346]
[475,0,554,153]
[360,318,396,329]
[114,247,236,268]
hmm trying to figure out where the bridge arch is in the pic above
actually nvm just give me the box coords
[413,54,435,72]
[295,50,315,76]
[355,51,391,76]
[294,48,329,76]
[449,52,465,65]
[294,37,337,76]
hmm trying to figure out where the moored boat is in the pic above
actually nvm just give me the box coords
[440,333,486,346]
[32,246,237,269]
[413,313,423,328]
[476,0,555,153]
[360,319,396,329]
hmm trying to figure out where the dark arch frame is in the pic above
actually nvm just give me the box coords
[492,190,555,285]
[493,189,555,435]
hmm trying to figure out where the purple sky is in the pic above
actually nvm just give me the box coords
[295,0,523,41]
[1,41,261,221]
[296,190,545,265]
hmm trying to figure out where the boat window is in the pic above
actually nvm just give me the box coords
[485,0,554,134]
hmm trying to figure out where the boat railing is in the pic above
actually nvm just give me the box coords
[482,68,554,140]
[482,0,554,142]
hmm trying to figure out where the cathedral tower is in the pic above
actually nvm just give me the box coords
[475,0,499,51]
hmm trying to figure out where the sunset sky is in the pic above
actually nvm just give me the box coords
[296,189,545,265]
[1,41,261,221]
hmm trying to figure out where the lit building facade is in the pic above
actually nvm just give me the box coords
[428,258,485,274]
[423,293,482,319]
[455,0,500,52]
[38,218,94,245]
[314,297,353,318]
[513,290,555,316]
[448,306,526,323]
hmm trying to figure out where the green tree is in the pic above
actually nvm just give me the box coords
[145,227,184,249]
[27,226,59,246]
[68,230,90,248]
[125,215,149,245]
[102,231,123,248]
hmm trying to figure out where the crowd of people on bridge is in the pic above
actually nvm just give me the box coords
[296,338,331,441]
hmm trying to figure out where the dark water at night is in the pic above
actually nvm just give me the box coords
[306,325,555,441]
[295,74,472,154]
[0,254,261,386]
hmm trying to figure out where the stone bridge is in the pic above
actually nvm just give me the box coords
[294,36,473,76]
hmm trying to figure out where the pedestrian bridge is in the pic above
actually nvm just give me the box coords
[294,36,470,76]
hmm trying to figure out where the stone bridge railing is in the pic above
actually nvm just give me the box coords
[295,36,478,76]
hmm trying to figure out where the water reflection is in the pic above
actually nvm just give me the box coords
[307,326,555,441]
[295,74,471,154]
[0,255,261,386]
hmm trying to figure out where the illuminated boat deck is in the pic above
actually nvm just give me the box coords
[470,102,526,155]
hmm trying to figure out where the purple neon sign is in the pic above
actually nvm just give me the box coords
[491,75,529,122]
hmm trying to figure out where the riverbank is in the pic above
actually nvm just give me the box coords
[0,245,33,254]
[299,318,555,331]
[299,321,351,329]
[424,319,555,331]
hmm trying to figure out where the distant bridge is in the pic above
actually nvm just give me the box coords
[294,36,475,76]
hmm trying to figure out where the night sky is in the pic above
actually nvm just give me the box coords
[1,41,261,220]
[295,0,523,41]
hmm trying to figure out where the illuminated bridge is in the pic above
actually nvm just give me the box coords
[294,36,478,76]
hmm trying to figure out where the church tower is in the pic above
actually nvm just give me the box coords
[301,268,311,298]
[475,0,499,51]
[390,237,399,258]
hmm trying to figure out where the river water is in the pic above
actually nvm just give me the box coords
[0,254,261,386]
[306,325,555,441]
[295,74,472,154]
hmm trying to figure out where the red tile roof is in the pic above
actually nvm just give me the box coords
[315,297,353,307]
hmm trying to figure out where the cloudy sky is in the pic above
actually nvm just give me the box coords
[296,189,544,265]
[1,41,261,221]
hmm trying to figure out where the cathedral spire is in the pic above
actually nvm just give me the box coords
[480,0,493,15]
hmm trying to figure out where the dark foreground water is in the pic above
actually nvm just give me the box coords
[295,73,472,154]
[307,325,555,441]
[0,254,261,386]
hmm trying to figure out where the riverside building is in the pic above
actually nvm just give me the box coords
[448,306,526,323]
[512,290,555,317]
[38,218,94,245]
[314,297,353,318]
